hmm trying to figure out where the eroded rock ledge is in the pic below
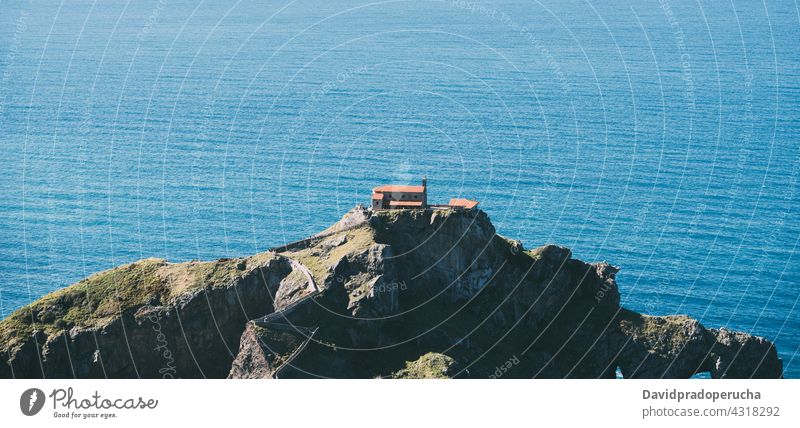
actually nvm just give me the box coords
[0,207,783,378]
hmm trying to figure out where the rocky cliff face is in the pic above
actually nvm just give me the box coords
[0,207,783,378]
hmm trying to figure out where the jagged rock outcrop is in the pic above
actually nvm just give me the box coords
[0,254,290,378]
[0,206,783,378]
[611,311,782,378]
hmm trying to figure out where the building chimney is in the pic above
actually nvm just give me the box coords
[422,176,428,208]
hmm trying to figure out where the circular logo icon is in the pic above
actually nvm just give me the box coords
[20,388,45,416]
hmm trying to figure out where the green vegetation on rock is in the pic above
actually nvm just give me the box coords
[0,255,263,354]
[285,226,375,283]
[0,258,166,352]
[617,309,694,355]
[392,352,457,379]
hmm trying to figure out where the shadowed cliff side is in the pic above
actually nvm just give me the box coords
[0,206,783,378]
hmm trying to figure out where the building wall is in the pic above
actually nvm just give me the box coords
[372,190,426,209]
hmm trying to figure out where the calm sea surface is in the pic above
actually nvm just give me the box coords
[1,0,798,377]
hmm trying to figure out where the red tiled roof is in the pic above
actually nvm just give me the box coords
[449,198,479,209]
[373,185,425,193]
[387,200,424,207]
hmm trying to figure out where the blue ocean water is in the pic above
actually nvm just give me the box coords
[0,0,798,377]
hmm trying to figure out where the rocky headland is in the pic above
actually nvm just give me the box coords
[0,207,783,378]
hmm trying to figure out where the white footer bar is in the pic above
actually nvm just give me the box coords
[1,380,797,427]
